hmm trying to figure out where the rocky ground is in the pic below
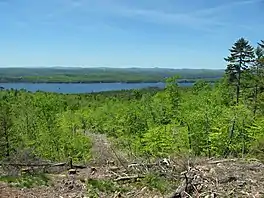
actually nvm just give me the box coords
[1,157,264,198]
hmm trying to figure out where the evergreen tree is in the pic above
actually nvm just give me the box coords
[225,38,255,104]
[259,40,264,48]
[251,46,264,115]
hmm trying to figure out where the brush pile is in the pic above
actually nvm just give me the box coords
[1,158,264,197]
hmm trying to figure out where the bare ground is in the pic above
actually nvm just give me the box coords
[1,157,264,198]
[1,134,264,197]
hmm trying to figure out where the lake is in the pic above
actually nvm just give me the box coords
[0,82,193,94]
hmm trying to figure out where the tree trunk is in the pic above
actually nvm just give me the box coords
[205,107,211,158]
[253,64,260,116]
[186,123,192,150]
[236,57,242,105]
[3,119,10,157]
[253,84,258,116]
[224,119,236,157]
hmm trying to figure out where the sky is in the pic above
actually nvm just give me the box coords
[0,0,263,69]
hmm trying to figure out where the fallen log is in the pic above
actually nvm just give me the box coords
[72,164,87,169]
[0,162,87,169]
[0,162,67,167]
[208,159,237,164]
[115,175,144,182]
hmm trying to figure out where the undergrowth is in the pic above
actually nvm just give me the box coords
[0,173,50,188]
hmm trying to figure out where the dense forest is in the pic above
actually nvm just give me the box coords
[0,67,223,83]
[0,38,264,165]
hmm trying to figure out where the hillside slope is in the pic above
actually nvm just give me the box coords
[0,67,224,83]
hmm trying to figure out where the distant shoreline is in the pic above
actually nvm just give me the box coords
[0,67,223,84]
[0,79,217,84]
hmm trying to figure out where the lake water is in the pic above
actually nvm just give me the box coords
[0,82,193,94]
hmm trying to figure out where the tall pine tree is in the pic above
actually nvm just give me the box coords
[225,38,255,104]
[250,46,264,115]
[259,40,264,48]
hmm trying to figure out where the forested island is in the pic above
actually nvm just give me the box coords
[0,67,223,83]
[1,38,264,197]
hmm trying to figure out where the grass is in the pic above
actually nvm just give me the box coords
[138,173,176,195]
[86,174,176,197]
[0,173,50,188]
[86,178,129,198]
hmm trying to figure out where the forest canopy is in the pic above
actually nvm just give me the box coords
[0,38,264,165]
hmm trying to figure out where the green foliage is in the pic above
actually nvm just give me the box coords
[1,38,264,166]
[137,124,188,158]
[259,40,264,48]
[247,118,264,161]
[193,80,211,94]
[225,37,255,104]
[0,90,91,163]
[140,173,174,195]
[87,179,120,193]
[0,173,49,188]
[86,179,128,197]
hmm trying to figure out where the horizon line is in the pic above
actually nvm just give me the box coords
[0,66,225,70]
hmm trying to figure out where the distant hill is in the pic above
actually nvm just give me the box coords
[0,67,225,83]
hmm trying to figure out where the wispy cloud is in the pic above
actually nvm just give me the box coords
[113,7,224,31]
[107,0,262,31]
[40,0,263,32]
[191,0,263,16]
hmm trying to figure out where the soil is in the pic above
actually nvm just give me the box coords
[1,158,264,198]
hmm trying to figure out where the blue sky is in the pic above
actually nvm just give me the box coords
[0,0,263,69]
